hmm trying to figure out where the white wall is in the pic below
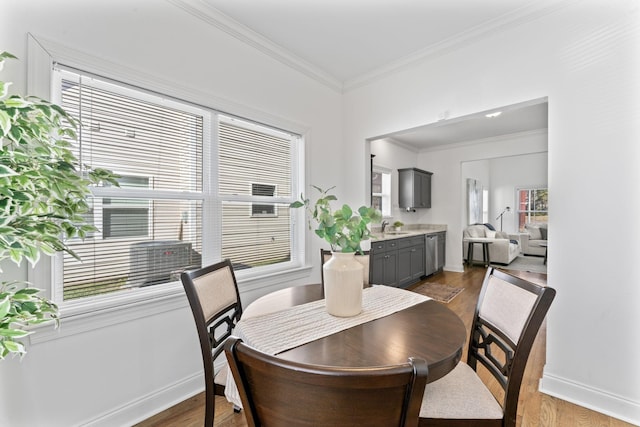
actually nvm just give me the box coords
[2,1,341,426]
[488,151,548,234]
[344,1,640,424]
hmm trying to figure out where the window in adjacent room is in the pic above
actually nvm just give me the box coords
[372,168,391,217]
[516,187,548,231]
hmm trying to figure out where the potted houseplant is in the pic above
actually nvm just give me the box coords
[291,186,381,316]
[393,220,404,231]
[0,51,117,359]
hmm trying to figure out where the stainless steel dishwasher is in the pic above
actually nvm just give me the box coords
[425,234,437,276]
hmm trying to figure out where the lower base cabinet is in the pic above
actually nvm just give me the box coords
[371,232,446,287]
[371,236,425,288]
[372,251,398,287]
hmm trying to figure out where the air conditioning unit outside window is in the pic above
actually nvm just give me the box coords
[129,240,194,287]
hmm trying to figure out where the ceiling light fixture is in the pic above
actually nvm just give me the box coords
[485,111,502,118]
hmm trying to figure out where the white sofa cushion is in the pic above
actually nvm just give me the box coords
[525,224,542,240]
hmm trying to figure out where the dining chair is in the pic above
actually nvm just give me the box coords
[320,248,371,286]
[181,259,243,427]
[418,267,555,427]
[224,336,429,427]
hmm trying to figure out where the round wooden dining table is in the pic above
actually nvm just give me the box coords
[241,283,467,383]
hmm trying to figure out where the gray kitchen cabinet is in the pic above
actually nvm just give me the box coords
[398,168,433,209]
[371,235,425,288]
[371,239,399,287]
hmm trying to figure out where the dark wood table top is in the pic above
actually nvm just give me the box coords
[242,283,467,383]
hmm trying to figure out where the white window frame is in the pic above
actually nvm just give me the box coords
[372,166,392,218]
[26,36,310,341]
[516,186,548,231]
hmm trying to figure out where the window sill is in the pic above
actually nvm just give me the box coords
[28,264,313,345]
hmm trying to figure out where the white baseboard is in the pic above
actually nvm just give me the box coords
[540,372,640,426]
[444,264,465,273]
[81,372,204,427]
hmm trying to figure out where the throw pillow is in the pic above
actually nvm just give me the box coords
[525,224,542,240]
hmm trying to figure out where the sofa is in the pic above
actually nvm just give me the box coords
[463,224,520,265]
[520,223,548,256]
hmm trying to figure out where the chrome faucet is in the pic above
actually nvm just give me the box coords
[381,220,389,233]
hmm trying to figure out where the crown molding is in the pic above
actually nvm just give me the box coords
[167,0,572,94]
[417,128,549,154]
[167,0,343,92]
[343,0,573,92]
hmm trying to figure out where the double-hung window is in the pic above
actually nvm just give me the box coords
[51,68,303,304]
[516,187,548,231]
[371,168,391,217]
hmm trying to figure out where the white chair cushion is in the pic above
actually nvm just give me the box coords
[214,363,228,386]
[419,363,503,419]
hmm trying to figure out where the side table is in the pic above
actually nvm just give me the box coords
[539,242,548,265]
[466,238,493,267]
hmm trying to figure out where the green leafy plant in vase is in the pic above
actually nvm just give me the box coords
[0,51,118,359]
[290,185,382,253]
[290,185,382,316]
[393,220,404,231]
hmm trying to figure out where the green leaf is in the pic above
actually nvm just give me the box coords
[0,328,31,338]
[14,288,41,296]
[2,339,26,355]
[0,164,17,177]
[4,97,32,109]
[0,109,11,136]
[0,81,11,98]
[0,297,10,318]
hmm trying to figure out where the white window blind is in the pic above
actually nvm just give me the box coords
[51,67,304,303]
[218,117,295,269]
[56,69,205,300]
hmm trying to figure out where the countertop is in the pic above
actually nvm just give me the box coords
[370,224,447,242]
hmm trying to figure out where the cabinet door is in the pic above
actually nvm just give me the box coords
[382,251,398,287]
[410,244,425,280]
[371,252,385,285]
[397,247,413,287]
[418,172,431,208]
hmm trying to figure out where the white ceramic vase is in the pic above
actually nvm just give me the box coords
[322,252,364,317]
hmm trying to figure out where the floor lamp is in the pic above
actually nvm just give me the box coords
[496,207,510,231]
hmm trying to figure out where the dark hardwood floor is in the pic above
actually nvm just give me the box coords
[135,266,634,427]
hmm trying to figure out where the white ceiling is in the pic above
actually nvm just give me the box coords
[382,99,548,150]
[202,0,548,84]
[190,0,551,148]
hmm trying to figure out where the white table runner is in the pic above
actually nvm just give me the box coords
[224,285,430,407]
[236,285,429,355]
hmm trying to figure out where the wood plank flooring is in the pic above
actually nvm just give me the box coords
[135,266,635,427]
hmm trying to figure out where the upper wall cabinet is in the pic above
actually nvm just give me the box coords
[398,168,433,209]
